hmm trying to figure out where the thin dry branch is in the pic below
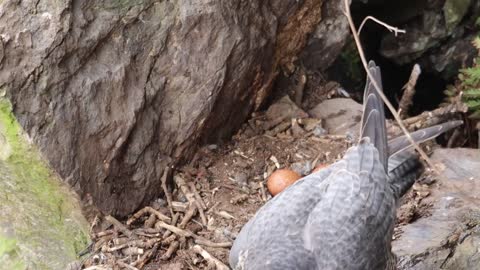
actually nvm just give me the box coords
[161,166,175,217]
[175,175,207,226]
[342,0,438,171]
[192,245,230,270]
[398,64,421,119]
[358,16,406,36]
[126,206,171,226]
[105,215,134,238]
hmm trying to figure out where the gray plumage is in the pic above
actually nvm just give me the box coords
[229,61,463,270]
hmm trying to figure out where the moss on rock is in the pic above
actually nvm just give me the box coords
[0,98,90,269]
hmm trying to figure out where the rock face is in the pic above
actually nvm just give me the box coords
[0,98,89,270]
[0,0,348,217]
[379,0,480,80]
[393,148,480,270]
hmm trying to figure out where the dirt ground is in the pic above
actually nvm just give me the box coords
[78,75,441,270]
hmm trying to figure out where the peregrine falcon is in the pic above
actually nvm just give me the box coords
[229,61,463,270]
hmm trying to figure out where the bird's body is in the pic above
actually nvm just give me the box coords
[230,62,462,270]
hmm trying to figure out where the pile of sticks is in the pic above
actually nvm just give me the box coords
[81,171,231,270]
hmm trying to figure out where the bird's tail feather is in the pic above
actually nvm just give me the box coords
[388,120,463,158]
[360,61,388,170]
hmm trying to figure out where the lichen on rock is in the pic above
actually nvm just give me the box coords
[0,98,89,270]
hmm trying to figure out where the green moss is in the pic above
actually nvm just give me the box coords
[0,98,90,269]
[0,235,25,270]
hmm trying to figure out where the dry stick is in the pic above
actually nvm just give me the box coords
[135,243,160,269]
[93,230,114,239]
[189,182,207,210]
[179,204,198,229]
[144,213,157,228]
[161,166,175,217]
[161,241,180,260]
[194,238,232,248]
[105,215,134,238]
[294,69,307,106]
[156,221,232,247]
[163,213,179,239]
[402,102,467,127]
[126,206,171,225]
[344,0,480,209]
[358,15,406,36]
[398,64,421,119]
[192,245,230,270]
[162,234,177,245]
[342,0,437,171]
[175,175,207,226]
[117,261,139,270]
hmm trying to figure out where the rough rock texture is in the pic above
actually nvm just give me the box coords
[379,0,480,79]
[0,98,89,270]
[393,148,480,270]
[0,0,348,217]
[300,0,350,71]
[308,98,362,137]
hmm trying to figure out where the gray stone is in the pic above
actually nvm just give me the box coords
[393,148,480,270]
[0,0,343,217]
[308,98,363,136]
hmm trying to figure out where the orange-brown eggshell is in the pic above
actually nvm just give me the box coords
[267,169,301,196]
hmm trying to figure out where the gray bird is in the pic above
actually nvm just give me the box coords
[229,61,463,270]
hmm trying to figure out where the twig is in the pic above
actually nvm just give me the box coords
[259,182,267,202]
[175,175,207,226]
[343,0,437,171]
[194,239,232,248]
[171,201,189,212]
[161,241,180,260]
[126,206,171,225]
[144,214,157,228]
[401,102,467,129]
[358,16,406,36]
[192,245,229,270]
[121,247,144,256]
[179,204,198,229]
[399,64,421,119]
[134,243,160,269]
[92,230,114,239]
[83,267,110,270]
[161,166,175,217]
[162,234,177,245]
[105,215,134,238]
[117,261,139,270]
[294,69,307,106]
[163,213,179,239]
[266,120,291,136]
[189,182,207,210]
[155,221,195,238]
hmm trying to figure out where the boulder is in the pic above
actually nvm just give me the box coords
[393,148,480,270]
[0,0,347,217]
[308,98,363,136]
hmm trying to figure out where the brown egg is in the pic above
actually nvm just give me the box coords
[267,169,301,196]
[311,163,328,173]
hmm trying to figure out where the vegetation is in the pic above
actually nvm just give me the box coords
[445,36,480,119]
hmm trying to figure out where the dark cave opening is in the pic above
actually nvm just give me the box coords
[326,0,452,119]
